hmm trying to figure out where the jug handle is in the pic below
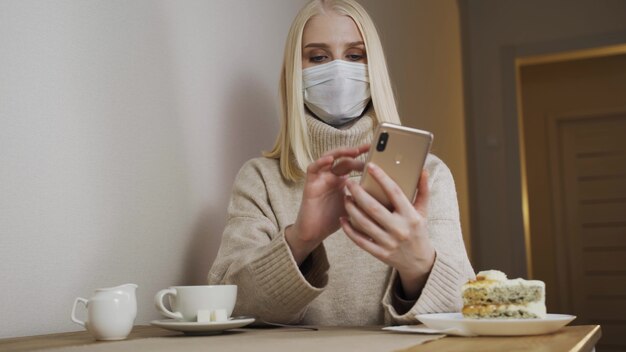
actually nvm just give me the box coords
[71,297,88,328]
[155,288,183,320]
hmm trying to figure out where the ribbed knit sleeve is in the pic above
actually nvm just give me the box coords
[208,159,329,324]
[381,155,475,325]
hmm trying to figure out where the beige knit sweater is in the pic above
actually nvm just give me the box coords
[208,112,475,326]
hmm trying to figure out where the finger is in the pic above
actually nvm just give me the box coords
[331,158,365,176]
[322,144,370,160]
[344,195,394,248]
[413,170,430,215]
[365,162,414,215]
[355,143,370,155]
[306,155,334,174]
[345,180,395,230]
[340,217,388,262]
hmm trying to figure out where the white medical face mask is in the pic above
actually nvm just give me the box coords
[302,60,371,126]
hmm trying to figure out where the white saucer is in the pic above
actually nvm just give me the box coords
[416,313,576,336]
[150,317,255,335]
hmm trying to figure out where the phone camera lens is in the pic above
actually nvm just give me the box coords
[376,132,388,152]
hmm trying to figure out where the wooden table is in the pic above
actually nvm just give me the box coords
[0,325,601,352]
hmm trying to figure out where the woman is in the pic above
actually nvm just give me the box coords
[209,0,474,326]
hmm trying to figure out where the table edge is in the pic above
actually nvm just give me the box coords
[570,325,602,352]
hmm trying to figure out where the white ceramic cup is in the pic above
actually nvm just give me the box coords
[154,285,237,322]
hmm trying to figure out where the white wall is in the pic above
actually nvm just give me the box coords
[0,0,306,338]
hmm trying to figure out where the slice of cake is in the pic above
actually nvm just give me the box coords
[461,270,546,319]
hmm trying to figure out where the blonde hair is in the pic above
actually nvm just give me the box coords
[264,0,400,182]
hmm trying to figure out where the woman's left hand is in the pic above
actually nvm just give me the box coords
[340,162,436,300]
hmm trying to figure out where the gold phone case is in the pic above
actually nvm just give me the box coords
[360,123,433,208]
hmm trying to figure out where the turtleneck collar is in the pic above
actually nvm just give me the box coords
[305,110,376,163]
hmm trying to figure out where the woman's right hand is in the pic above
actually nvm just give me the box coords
[285,144,370,265]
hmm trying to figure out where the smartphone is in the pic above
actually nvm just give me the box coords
[360,123,433,208]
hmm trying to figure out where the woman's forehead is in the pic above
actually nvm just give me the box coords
[302,13,364,47]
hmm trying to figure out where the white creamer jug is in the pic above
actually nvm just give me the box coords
[71,283,138,340]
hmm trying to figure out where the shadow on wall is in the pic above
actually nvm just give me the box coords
[183,69,280,285]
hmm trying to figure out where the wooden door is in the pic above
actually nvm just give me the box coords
[518,48,626,351]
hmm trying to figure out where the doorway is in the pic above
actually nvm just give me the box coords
[517,45,626,351]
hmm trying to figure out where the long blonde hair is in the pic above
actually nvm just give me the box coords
[264,0,400,182]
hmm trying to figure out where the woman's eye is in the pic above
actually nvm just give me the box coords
[310,55,328,63]
[346,54,365,61]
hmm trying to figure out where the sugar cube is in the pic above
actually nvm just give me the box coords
[197,310,212,323]
[211,309,228,322]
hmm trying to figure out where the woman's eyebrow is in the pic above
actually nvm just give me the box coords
[346,41,365,47]
[303,42,329,49]
[303,41,365,49]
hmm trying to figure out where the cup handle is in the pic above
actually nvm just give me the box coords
[154,288,183,320]
[71,297,88,328]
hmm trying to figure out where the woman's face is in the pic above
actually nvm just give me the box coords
[301,12,367,69]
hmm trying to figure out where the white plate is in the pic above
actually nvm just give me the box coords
[416,313,576,336]
[150,317,255,335]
